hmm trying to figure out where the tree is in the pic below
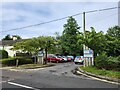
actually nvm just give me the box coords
[0,50,8,59]
[54,32,63,54]
[105,26,120,56]
[13,36,56,64]
[2,34,12,40]
[54,32,61,40]
[61,16,81,57]
[107,26,120,38]
[84,27,106,57]
[2,34,22,40]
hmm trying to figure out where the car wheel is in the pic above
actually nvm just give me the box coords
[75,62,78,64]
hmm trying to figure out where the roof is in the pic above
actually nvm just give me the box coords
[0,39,27,46]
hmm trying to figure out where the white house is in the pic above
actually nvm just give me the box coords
[0,39,24,57]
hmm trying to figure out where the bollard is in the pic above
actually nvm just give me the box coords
[16,59,19,67]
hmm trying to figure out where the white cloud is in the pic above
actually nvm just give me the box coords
[1,2,118,39]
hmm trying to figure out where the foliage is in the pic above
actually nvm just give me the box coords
[83,26,120,71]
[84,27,106,57]
[14,35,22,40]
[54,32,63,54]
[107,26,120,38]
[54,32,61,40]
[2,34,12,40]
[37,36,56,54]
[107,56,120,71]
[0,57,33,66]
[13,36,56,64]
[2,34,22,40]
[61,16,82,56]
[0,50,8,59]
[95,54,120,71]
[83,26,120,57]
[80,66,120,79]
[95,53,109,69]
[105,26,120,56]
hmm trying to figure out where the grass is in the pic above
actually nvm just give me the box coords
[13,63,55,69]
[80,66,120,79]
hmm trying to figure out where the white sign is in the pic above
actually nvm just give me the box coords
[84,50,93,57]
[38,51,44,56]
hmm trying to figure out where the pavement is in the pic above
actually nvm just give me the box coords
[72,66,120,85]
[0,62,119,89]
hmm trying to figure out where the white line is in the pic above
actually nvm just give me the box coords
[8,82,40,90]
[77,71,120,85]
[0,78,14,83]
[0,81,7,83]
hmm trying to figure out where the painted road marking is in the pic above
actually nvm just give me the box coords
[0,81,7,83]
[9,68,45,72]
[0,78,14,83]
[8,82,40,90]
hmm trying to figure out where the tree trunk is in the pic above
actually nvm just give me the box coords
[45,48,47,65]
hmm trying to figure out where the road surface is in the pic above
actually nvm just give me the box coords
[1,62,119,89]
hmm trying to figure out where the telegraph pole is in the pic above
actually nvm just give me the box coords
[83,12,87,67]
[83,12,86,39]
[83,12,93,67]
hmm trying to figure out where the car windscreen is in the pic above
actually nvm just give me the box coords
[75,56,81,58]
[57,56,62,58]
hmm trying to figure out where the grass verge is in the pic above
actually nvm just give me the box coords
[13,63,55,69]
[80,66,120,79]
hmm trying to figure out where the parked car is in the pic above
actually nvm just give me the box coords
[56,56,67,62]
[67,56,74,62]
[62,56,68,62]
[46,54,64,62]
[74,56,84,64]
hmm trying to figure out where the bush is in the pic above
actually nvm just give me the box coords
[95,53,108,69]
[107,56,120,71]
[95,54,120,71]
[0,57,33,66]
[0,50,8,59]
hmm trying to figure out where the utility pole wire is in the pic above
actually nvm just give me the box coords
[85,7,118,13]
[40,12,119,37]
[1,6,119,33]
[86,12,119,27]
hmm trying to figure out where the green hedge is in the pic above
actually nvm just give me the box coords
[0,57,33,66]
[0,50,8,59]
[95,54,120,71]
[107,56,120,71]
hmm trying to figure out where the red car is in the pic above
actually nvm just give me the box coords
[46,54,64,62]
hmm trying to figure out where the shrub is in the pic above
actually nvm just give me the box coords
[0,50,8,59]
[95,54,108,69]
[107,56,120,71]
[95,54,120,71]
[1,57,33,66]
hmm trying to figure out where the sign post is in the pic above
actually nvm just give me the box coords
[84,49,94,66]
[38,49,44,64]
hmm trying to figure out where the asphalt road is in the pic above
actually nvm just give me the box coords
[1,62,119,89]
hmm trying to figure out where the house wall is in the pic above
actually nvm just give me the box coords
[0,45,16,57]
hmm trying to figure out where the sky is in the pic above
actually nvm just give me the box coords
[0,0,119,39]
